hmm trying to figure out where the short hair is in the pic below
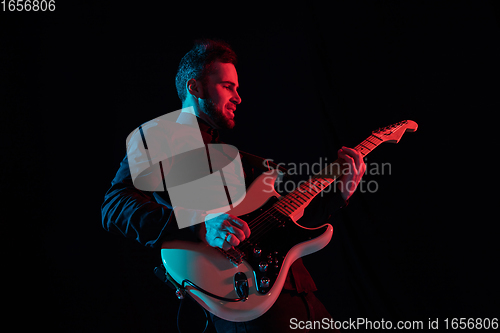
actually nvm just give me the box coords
[175,39,237,102]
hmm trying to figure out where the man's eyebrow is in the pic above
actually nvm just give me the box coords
[220,81,239,88]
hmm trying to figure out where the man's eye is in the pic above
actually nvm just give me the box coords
[224,86,231,90]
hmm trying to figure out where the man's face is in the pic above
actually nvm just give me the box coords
[199,62,241,129]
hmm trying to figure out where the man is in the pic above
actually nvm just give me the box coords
[102,39,365,332]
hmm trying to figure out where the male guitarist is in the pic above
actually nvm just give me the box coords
[102,39,366,332]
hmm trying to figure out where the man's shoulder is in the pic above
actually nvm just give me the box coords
[239,150,288,175]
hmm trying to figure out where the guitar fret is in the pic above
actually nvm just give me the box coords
[364,143,376,150]
[295,194,306,203]
[274,206,289,215]
[300,191,312,199]
[359,143,371,150]
[362,140,375,147]
[311,182,322,190]
[276,175,330,215]
[356,135,383,156]
[303,184,315,194]
[365,138,378,145]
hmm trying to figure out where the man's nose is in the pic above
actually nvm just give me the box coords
[232,91,242,105]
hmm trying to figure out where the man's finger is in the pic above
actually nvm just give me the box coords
[225,233,240,247]
[229,215,251,239]
[214,236,232,251]
[222,224,246,243]
[338,149,354,173]
[338,149,353,162]
[341,147,362,164]
[339,147,365,173]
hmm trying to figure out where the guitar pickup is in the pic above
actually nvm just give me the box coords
[219,247,245,266]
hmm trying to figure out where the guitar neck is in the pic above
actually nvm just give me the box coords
[273,133,383,217]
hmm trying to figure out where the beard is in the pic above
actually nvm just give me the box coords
[200,93,235,130]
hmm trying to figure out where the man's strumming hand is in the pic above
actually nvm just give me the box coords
[198,213,251,251]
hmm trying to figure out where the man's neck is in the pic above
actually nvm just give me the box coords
[181,101,219,129]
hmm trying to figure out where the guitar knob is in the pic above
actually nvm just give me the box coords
[258,261,268,272]
[259,277,270,289]
[253,247,261,257]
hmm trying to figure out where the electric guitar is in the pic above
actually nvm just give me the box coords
[161,120,418,322]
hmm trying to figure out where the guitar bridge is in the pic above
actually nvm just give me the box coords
[219,247,245,266]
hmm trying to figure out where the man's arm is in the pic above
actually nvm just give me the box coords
[102,155,251,249]
[101,155,182,248]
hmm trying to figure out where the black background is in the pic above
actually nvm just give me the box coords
[2,1,499,332]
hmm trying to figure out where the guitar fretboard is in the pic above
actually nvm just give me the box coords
[355,134,383,156]
[273,133,383,217]
[274,177,335,216]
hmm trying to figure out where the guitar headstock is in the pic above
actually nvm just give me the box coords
[372,120,418,143]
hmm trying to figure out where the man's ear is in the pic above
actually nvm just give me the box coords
[186,78,204,99]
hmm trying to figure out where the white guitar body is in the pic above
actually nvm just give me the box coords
[161,169,333,322]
